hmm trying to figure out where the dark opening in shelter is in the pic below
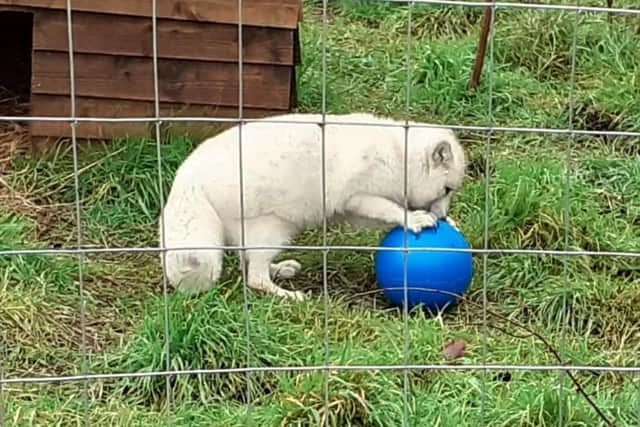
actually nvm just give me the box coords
[0,11,33,104]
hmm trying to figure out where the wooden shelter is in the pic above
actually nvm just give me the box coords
[0,0,303,141]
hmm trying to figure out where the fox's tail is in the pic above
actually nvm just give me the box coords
[159,186,224,294]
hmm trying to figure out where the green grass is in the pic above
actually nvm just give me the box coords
[2,1,640,426]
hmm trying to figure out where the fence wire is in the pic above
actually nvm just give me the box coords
[63,2,90,426]
[1,1,639,427]
[151,0,175,422]
[558,1,581,422]
[320,1,331,424]
[479,3,496,423]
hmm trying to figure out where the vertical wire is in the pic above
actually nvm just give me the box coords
[237,0,253,424]
[151,0,173,423]
[321,0,331,424]
[480,3,496,426]
[559,4,581,425]
[64,3,89,425]
[402,2,414,425]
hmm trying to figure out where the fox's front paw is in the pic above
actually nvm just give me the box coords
[405,210,438,233]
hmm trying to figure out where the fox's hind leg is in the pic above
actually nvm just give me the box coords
[233,215,304,300]
[237,252,301,279]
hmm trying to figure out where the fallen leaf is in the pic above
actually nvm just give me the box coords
[443,339,466,361]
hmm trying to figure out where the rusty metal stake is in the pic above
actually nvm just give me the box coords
[468,7,494,91]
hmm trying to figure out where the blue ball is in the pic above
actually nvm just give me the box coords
[375,219,473,311]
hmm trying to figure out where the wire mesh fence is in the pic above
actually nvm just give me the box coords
[1,0,639,426]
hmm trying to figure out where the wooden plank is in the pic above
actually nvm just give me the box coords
[29,94,283,118]
[33,10,296,65]
[0,0,302,28]
[31,51,293,109]
[29,94,282,139]
[0,4,31,12]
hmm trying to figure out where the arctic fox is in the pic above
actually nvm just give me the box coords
[159,112,467,301]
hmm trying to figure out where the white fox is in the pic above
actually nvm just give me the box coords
[159,112,467,301]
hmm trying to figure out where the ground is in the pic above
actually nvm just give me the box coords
[1,1,640,426]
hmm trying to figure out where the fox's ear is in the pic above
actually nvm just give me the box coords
[431,140,453,166]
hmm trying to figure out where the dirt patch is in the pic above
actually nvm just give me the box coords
[573,102,624,134]
[0,88,29,173]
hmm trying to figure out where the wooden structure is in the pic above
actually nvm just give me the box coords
[0,0,303,141]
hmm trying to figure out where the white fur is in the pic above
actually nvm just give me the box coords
[159,112,467,300]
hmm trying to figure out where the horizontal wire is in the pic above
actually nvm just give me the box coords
[386,0,640,15]
[3,363,640,386]
[0,245,638,258]
[2,115,640,138]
